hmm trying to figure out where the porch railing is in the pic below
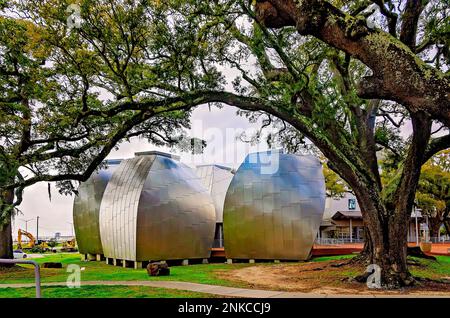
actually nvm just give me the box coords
[315,237,364,245]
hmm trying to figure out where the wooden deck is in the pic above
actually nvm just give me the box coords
[210,247,225,258]
[210,243,449,260]
[311,243,450,257]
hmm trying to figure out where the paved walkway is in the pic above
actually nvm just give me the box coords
[1,280,449,298]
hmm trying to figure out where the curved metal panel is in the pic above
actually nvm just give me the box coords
[223,151,325,260]
[196,165,234,223]
[73,160,121,255]
[99,154,216,262]
[136,156,216,261]
[99,156,155,261]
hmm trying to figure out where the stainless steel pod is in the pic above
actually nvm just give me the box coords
[223,151,326,260]
[195,164,234,223]
[99,153,216,262]
[73,160,122,255]
[196,164,234,248]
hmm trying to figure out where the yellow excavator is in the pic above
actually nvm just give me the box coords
[61,238,77,252]
[17,229,50,252]
[17,229,36,249]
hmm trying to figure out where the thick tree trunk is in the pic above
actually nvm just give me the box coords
[352,226,373,264]
[444,221,450,236]
[0,189,14,260]
[0,219,13,260]
[356,200,413,287]
[256,0,450,127]
[428,217,442,239]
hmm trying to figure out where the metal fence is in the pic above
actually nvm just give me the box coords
[315,238,364,245]
[316,236,450,245]
[0,259,41,298]
[429,236,450,243]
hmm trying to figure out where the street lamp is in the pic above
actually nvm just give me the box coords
[66,222,74,237]
[20,218,33,232]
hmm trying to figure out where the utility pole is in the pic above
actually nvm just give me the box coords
[66,222,74,237]
[20,218,33,232]
[36,216,39,242]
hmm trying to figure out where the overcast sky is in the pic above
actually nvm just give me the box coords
[10,30,423,240]
[12,104,271,238]
[12,104,419,239]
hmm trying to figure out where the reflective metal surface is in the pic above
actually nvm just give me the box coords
[73,160,121,255]
[99,154,216,262]
[195,165,234,223]
[223,151,325,260]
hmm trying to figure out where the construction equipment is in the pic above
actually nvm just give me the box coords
[17,229,50,252]
[61,239,77,252]
[17,229,36,249]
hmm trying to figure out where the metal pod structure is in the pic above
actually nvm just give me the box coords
[223,150,326,261]
[196,165,234,247]
[99,151,216,262]
[73,159,122,256]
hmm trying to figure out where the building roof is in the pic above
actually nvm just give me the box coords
[410,209,423,218]
[105,159,122,165]
[330,209,426,222]
[134,150,180,160]
[196,164,235,172]
[319,219,335,229]
[320,219,334,226]
[331,210,363,220]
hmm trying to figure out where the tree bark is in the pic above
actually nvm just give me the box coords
[0,189,14,261]
[444,221,450,236]
[428,217,442,239]
[219,89,425,287]
[352,226,373,264]
[354,191,414,287]
[255,0,450,127]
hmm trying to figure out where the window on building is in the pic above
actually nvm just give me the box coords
[348,198,356,210]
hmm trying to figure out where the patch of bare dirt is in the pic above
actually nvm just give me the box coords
[218,260,450,296]
[0,265,27,273]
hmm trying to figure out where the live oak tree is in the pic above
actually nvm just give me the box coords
[0,0,220,260]
[167,0,449,287]
[323,162,349,198]
[383,148,450,238]
[415,150,450,238]
[1,0,448,288]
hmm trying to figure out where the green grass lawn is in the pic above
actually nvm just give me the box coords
[0,253,254,298]
[0,253,255,287]
[312,254,450,280]
[0,285,221,298]
[311,254,356,262]
[1,253,448,298]
[409,255,450,279]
